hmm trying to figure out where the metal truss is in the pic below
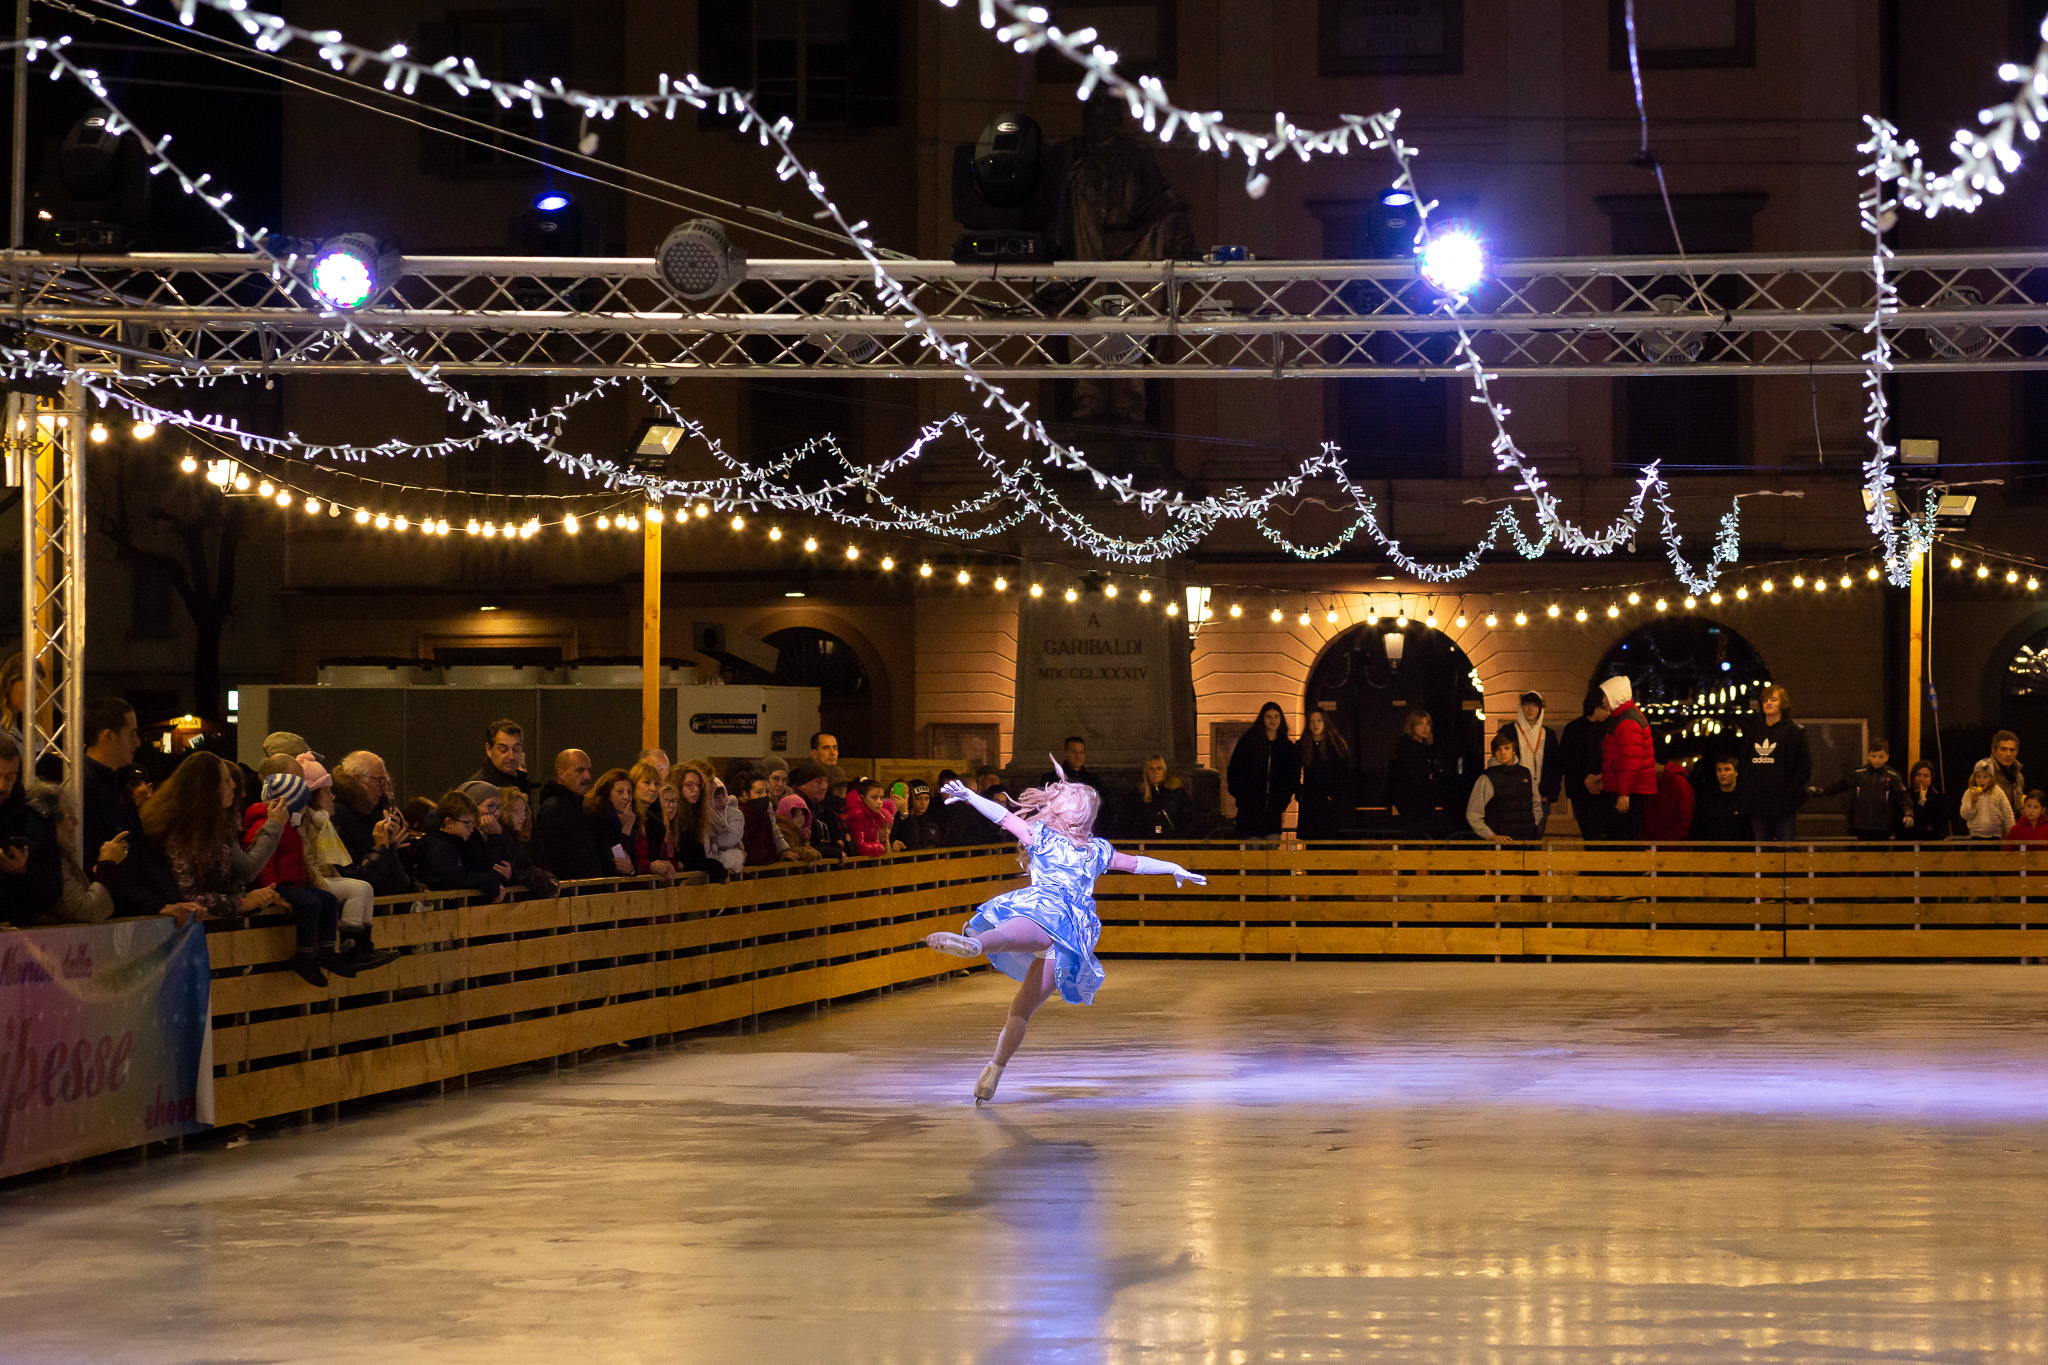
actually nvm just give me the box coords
[7,384,87,858]
[12,248,2048,379]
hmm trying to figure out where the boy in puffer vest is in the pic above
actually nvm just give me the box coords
[1467,730,1541,843]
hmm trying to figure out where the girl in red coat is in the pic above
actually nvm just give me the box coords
[841,777,895,858]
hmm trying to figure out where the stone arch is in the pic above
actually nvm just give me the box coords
[732,605,896,754]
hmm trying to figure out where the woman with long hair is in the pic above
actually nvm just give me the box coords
[1901,760,1953,842]
[1227,701,1298,839]
[660,764,729,881]
[925,758,1207,1104]
[626,760,675,875]
[583,768,638,877]
[1295,708,1352,840]
[0,652,22,748]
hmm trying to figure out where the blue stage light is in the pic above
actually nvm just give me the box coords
[1418,224,1485,299]
[1378,189,1415,206]
[534,191,572,212]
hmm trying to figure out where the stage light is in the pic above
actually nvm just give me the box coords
[131,421,155,440]
[658,218,747,299]
[1419,224,1485,298]
[178,455,197,473]
[534,191,572,213]
[308,233,396,310]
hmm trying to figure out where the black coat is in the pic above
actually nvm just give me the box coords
[467,761,532,794]
[1227,730,1298,837]
[534,782,609,881]
[805,794,849,859]
[1818,765,1907,836]
[328,776,415,897]
[1738,718,1812,820]
[0,782,61,924]
[468,829,558,897]
[1688,783,1750,841]
[417,828,503,899]
[1901,784,1955,840]
[1296,743,1351,840]
[1558,716,1604,809]
[84,756,181,917]
[1129,780,1197,839]
[1386,735,1445,834]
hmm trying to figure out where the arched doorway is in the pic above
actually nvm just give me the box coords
[1305,622,1486,828]
[1591,617,1771,769]
[765,627,875,756]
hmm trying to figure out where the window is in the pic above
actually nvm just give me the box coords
[1608,0,1755,71]
[417,12,572,173]
[1035,2,1177,83]
[1319,0,1463,76]
[699,1,901,130]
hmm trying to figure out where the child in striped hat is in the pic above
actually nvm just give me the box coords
[243,769,354,989]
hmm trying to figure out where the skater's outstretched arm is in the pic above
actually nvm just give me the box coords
[1108,850,1207,886]
[939,780,1032,842]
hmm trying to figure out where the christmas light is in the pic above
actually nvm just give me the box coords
[1574,608,1588,622]
[1139,589,1153,603]
[1065,586,1080,602]
[768,526,782,541]
[1229,603,1243,618]
[1655,598,1668,612]
[1483,614,1497,628]
[1104,583,1118,598]
[1762,579,1774,593]
[1270,608,1284,623]
[993,576,1007,591]
[845,545,860,560]
[131,421,155,440]
[1735,585,1749,600]
[1977,564,1991,579]
[178,455,198,474]
[564,514,578,533]
[1606,604,1620,617]
[1166,601,1180,617]
[957,569,972,586]
[354,508,370,525]
[1029,583,1043,597]
[646,506,665,525]
[803,536,818,552]
[1546,604,1561,618]
[730,515,745,530]
[880,556,895,570]
[919,563,933,578]
[1298,612,1310,626]
[1513,612,1527,626]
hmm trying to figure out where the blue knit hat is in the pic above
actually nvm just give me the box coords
[261,771,309,813]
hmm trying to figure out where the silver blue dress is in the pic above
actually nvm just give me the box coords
[964,822,1113,1005]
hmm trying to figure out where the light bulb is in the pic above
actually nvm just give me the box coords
[2006,569,2020,584]
[957,570,971,586]
[919,563,933,578]
[694,504,709,519]
[730,515,745,531]
[1867,566,1881,581]
[1270,608,1284,623]
[1029,583,1043,598]
[1326,609,1338,624]
[1064,586,1079,602]
[1104,583,1118,598]
[1395,614,1408,627]
[1298,612,1311,626]
[257,480,274,497]
[1425,613,1437,628]
[354,508,370,525]
[89,424,108,443]
[1710,591,1723,604]
[646,506,665,524]
[1364,611,1379,626]
[994,576,1008,591]
[1229,603,1243,618]
[1976,564,1990,579]
[1166,602,1180,617]
[1841,574,1853,588]
[305,498,320,515]
[1792,575,1805,588]
[881,556,895,571]
[1454,614,1467,628]
[803,537,818,552]
[1606,604,1620,617]
[1483,613,1497,628]
[1736,586,1749,600]
[232,473,250,491]
[845,545,860,560]
[275,491,291,507]
[483,522,498,537]
[1514,612,1527,626]
[1950,554,1964,569]
[768,526,782,541]
[1546,604,1560,618]
[1761,579,1774,593]
[394,515,408,531]
[564,515,579,533]
[1627,592,1641,605]
[436,519,450,535]
[1684,595,1697,609]
[468,519,482,534]
[373,513,390,529]
[1655,598,1668,612]
[2029,577,2041,591]
[178,455,198,473]
[131,421,156,440]
[623,516,639,531]
[1139,589,1153,603]
[1574,608,1588,623]
[594,516,608,530]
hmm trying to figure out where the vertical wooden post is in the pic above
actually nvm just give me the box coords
[1906,548,1926,768]
[642,508,662,753]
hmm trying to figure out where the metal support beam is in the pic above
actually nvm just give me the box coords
[18,374,86,863]
[11,249,2048,378]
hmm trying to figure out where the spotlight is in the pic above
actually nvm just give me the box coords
[308,233,398,310]
[1378,188,1416,207]
[1418,224,1485,298]
[534,191,572,213]
[657,218,747,299]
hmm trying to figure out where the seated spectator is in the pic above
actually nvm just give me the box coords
[415,790,507,902]
[2009,790,2048,847]
[1689,757,1750,841]
[1812,739,1907,842]
[458,781,559,899]
[534,748,609,881]
[893,781,940,850]
[1466,731,1539,844]
[1643,761,1694,843]
[1960,760,2016,841]
[661,767,729,882]
[1130,755,1196,839]
[3,783,123,925]
[775,794,821,862]
[584,767,640,878]
[244,769,370,986]
[84,697,201,922]
[626,762,676,875]
[329,751,417,897]
[302,760,400,969]
[1901,760,1953,841]
[788,760,847,860]
[469,719,532,793]
[842,777,893,858]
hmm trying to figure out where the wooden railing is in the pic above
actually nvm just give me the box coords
[199,840,2047,1127]
[1095,841,2048,962]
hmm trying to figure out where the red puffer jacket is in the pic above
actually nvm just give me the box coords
[840,791,892,858]
[243,802,308,886]
[1641,761,1695,841]
[1600,703,1660,796]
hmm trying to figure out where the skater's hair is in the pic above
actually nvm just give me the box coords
[1010,778,1101,849]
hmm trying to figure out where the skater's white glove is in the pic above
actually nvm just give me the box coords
[1132,855,1206,887]
[940,779,972,804]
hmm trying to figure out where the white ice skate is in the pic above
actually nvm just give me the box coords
[927,931,983,958]
[974,1061,1004,1105]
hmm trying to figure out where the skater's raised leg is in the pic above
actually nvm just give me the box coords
[927,916,1054,959]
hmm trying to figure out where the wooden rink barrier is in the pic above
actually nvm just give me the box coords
[200,840,2046,1128]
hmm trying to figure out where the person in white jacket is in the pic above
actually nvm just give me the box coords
[1960,759,2017,840]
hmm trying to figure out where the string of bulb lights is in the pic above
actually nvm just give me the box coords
[0,3,2032,593]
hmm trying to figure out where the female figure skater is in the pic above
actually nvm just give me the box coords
[926,760,1206,1104]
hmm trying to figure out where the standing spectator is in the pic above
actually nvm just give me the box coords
[841,777,894,857]
[1129,755,1197,839]
[243,770,367,984]
[458,781,558,898]
[1901,760,1953,841]
[469,719,531,793]
[1041,736,1103,792]
[730,766,792,868]
[1466,731,1539,844]
[329,751,416,898]
[1385,709,1444,838]
[1960,759,2016,841]
[790,760,847,860]
[1812,738,1907,842]
[809,732,846,788]
[0,735,60,923]
[1296,710,1351,840]
[1228,702,1298,840]
[584,768,641,878]
[83,697,200,921]
[764,757,791,804]
[1559,689,1612,840]
[1689,757,1750,841]
[500,786,537,858]
[0,652,22,753]
[626,761,676,875]
[302,760,400,969]
[1597,676,1658,841]
[697,763,746,875]
[1511,691,1563,834]
[1642,760,1695,843]
[656,768,731,881]
[415,791,508,902]
[141,755,314,972]
[637,748,672,778]
[776,795,822,861]
[1986,730,2026,811]
[1737,685,1812,841]
[2008,791,2048,846]
[893,780,941,850]
[535,748,609,881]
